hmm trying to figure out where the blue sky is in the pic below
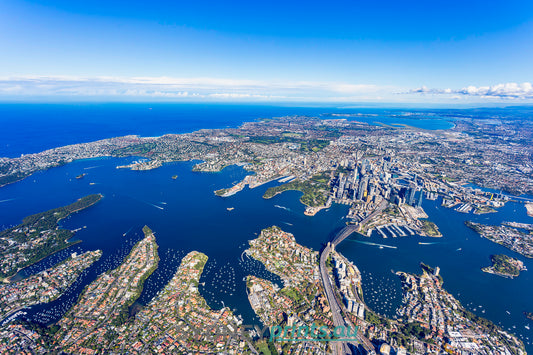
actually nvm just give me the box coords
[1,0,532,103]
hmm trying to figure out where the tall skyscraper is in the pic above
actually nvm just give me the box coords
[357,177,368,200]
[417,189,424,207]
[408,186,417,206]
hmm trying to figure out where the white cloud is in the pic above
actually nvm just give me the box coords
[458,82,533,98]
[1,75,531,102]
[408,82,533,99]
[0,85,23,93]
[0,75,393,101]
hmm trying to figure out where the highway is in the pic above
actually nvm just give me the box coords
[318,200,387,354]
[331,200,388,246]
[319,241,352,355]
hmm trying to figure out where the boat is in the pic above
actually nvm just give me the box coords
[227,207,235,211]
[172,175,178,179]
[76,173,87,179]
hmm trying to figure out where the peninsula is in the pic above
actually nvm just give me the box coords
[0,250,102,321]
[1,227,256,354]
[466,221,533,258]
[246,226,337,354]
[245,226,526,354]
[0,115,530,243]
[0,225,527,354]
[0,114,531,353]
[117,251,253,353]
[0,194,102,280]
[262,172,331,216]
[395,265,525,354]
[54,225,159,353]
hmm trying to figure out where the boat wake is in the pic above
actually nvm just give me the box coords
[149,203,164,210]
[123,226,134,237]
[350,240,397,249]
[84,165,102,170]
[138,199,165,210]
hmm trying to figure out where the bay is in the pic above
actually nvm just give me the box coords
[0,103,531,351]
[1,156,532,351]
[0,103,454,158]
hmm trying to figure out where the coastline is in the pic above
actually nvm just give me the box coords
[263,187,329,216]
[481,267,518,279]
[5,240,83,283]
[0,108,532,353]
[1,194,103,282]
[526,203,533,217]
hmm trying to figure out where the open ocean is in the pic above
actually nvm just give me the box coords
[0,103,454,157]
[0,104,531,351]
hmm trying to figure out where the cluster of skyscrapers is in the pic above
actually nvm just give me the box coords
[333,158,423,208]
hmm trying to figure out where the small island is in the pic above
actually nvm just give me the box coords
[526,203,533,217]
[481,254,526,278]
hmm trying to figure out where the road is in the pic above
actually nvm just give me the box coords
[320,241,352,355]
[318,200,387,354]
[63,237,157,348]
[332,200,389,246]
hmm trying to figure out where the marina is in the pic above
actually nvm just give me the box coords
[0,156,532,351]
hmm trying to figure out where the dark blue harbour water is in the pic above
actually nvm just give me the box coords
[1,158,532,350]
[338,198,533,347]
[0,157,350,326]
[0,104,531,351]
